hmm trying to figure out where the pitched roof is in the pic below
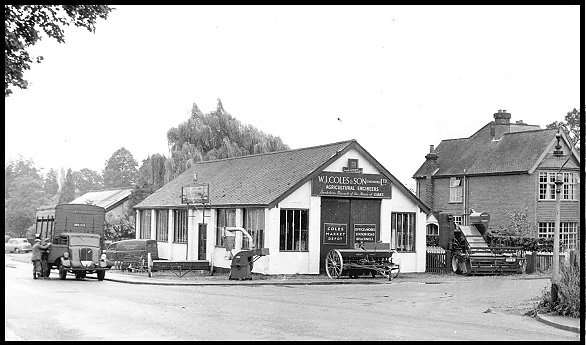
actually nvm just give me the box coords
[70,189,133,211]
[413,127,562,178]
[135,140,429,212]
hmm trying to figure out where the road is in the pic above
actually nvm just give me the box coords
[4,254,578,341]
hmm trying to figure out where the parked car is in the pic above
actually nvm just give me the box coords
[104,239,159,268]
[5,238,32,253]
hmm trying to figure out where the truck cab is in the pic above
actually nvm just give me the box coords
[48,232,111,280]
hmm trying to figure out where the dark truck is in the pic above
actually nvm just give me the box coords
[37,204,111,280]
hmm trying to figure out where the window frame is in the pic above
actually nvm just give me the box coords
[173,209,188,244]
[279,208,309,252]
[449,177,463,203]
[538,222,578,250]
[392,212,416,252]
[242,208,265,250]
[155,209,169,242]
[139,209,152,239]
[216,208,236,247]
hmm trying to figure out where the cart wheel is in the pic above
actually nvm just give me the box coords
[325,250,344,279]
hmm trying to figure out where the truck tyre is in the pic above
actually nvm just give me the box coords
[97,270,105,281]
[44,267,51,278]
[59,265,67,280]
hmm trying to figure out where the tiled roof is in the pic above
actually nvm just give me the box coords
[413,127,559,178]
[135,141,354,208]
[135,140,430,212]
[71,189,133,210]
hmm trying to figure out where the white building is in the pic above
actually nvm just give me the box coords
[134,140,430,275]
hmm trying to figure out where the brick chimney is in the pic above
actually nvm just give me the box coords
[494,109,511,125]
[424,145,438,209]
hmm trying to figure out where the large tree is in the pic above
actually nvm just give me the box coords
[103,147,139,189]
[5,5,113,96]
[137,153,167,191]
[43,168,59,196]
[547,108,581,151]
[73,168,103,196]
[166,99,289,180]
[58,168,76,204]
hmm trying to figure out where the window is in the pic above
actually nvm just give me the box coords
[539,172,557,200]
[140,210,151,239]
[392,212,416,252]
[562,172,578,200]
[426,224,439,236]
[449,177,463,203]
[279,209,308,251]
[173,209,188,243]
[243,208,265,249]
[216,209,236,246]
[538,222,578,250]
[156,209,168,242]
[453,216,463,226]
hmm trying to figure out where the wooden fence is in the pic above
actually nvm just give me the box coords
[532,252,567,272]
[426,247,447,273]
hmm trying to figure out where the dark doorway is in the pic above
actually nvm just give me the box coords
[198,223,207,260]
[319,197,381,272]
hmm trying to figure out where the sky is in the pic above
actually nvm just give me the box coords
[4,5,581,190]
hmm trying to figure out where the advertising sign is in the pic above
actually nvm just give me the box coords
[181,184,209,204]
[311,171,391,198]
[354,224,376,243]
[323,223,348,245]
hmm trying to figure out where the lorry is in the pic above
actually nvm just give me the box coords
[36,204,112,280]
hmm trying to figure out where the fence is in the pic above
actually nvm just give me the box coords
[426,247,447,273]
[532,252,567,272]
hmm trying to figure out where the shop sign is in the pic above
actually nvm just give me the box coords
[181,184,209,204]
[323,223,347,245]
[354,224,376,243]
[312,171,391,198]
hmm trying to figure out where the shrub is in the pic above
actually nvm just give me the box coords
[536,249,581,318]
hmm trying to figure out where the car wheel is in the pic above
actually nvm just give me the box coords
[59,265,67,280]
[14,248,20,254]
[97,271,105,281]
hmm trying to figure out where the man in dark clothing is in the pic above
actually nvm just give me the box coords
[40,238,52,278]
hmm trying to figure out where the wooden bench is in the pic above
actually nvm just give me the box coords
[148,259,210,278]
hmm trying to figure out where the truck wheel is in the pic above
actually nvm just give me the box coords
[59,265,67,280]
[97,271,105,281]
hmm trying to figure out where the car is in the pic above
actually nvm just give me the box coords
[5,238,32,253]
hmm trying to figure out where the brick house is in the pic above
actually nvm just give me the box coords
[413,110,580,250]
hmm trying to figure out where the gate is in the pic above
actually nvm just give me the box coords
[426,247,447,273]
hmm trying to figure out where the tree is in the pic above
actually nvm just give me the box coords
[547,108,581,151]
[165,99,289,179]
[5,5,114,96]
[58,168,76,203]
[137,154,167,190]
[103,147,139,188]
[73,168,103,196]
[43,168,59,196]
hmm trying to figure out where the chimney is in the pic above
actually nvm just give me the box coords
[424,144,439,209]
[494,109,511,125]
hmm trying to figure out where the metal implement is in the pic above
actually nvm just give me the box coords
[224,227,270,280]
[450,212,525,275]
[325,242,400,281]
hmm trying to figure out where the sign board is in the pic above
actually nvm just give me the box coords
[323,223,348,245]
[354,224,376,243]
[312,171,391,198]
[181,184,209,204]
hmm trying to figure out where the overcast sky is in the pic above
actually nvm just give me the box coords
[4,5,581,190]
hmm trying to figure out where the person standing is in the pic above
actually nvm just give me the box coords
[31,239,42,279]
[40,238,52,279]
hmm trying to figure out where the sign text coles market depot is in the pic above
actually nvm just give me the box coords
[311,171,391,198]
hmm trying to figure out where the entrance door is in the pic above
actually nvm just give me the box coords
[198,223,207,260]
[319,197,381,273]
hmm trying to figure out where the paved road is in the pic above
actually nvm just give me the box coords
[5,254,579,341]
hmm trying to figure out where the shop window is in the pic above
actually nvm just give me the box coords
[449,177,463,203]
[279,209,308,251]
[216,209,236,246]
[392,212,416,252]
[173,209,187,243]
[140,209,151,239]
[156,209,168,242]
[243,208,264,249]
[538,222,578,250]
